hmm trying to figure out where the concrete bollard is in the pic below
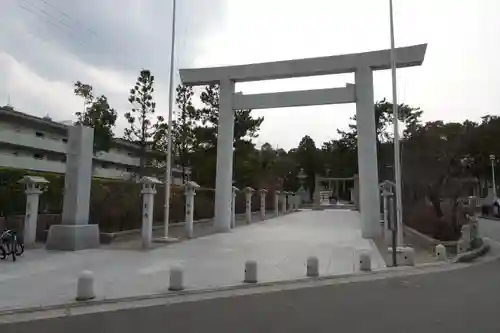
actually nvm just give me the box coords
[457,239,468,254]
[435,244,447,261]
[244,260,258,283]
[359,252,371,272]
[76,270,95,301]
[306,256,319,277]
[401,247,415,266]
[169,266,184,291]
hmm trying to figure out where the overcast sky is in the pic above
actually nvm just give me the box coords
[1,0,498,150]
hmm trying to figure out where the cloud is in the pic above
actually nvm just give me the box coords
[1,0,500,150]
[0,0,228,133]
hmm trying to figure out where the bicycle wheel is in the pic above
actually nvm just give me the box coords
[0,244,6,260]
[15,242,24,256]
[6,241,16,262]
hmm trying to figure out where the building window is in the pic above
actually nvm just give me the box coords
[35,132,45,138]
[62,138,68,143]
[33,153,44,160]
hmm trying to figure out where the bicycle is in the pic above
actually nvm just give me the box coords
[0,229,24,262]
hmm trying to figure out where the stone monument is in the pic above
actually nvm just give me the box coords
[46,125,100,250]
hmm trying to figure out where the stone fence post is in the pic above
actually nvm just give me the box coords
[184,181,200,238]
[288,192,294,212]
[381,190,391,245]
[281,192,288,215]
[231,186,239,229]
[275,191,280,217]
[259,189,267,220]
[18,176,49,247]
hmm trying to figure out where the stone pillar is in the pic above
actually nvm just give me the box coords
[184,181,200,238]
[355,67,380,238]
[295,193,300,211]
[214,79,235,232]
[46,125,99,251]
[244,187,255,224]
[231,186,239,229]
[353,174,360,211]
[138,177,162,249]
[382,190,391,245]
[281,192,287,215]
[275,191,280,217]
[259,189,267,220]
[18,176,49,247]
[313,175,321,206]
[288,192,294,212]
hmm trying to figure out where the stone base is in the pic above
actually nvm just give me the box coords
[46,224,100,251]
[153,236,180,244]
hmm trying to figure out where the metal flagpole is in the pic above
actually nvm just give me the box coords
[164,0,177,239]
[389,0,404,246]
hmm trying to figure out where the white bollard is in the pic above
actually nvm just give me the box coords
[169,266,184,291]
[435,244,447,261]
[306,256,319,277]
[359,252,372,272]
[76,270,95,301]
[401,247,415,266]
[244,260,258,283]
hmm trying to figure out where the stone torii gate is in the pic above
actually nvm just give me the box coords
[180,44,427,239]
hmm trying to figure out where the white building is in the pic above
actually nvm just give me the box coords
[0,105,185,183]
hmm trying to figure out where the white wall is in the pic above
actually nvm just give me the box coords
[0,119,185,182]
[0,123,141,166]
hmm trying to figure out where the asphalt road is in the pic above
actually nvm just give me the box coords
[4,257,500,333]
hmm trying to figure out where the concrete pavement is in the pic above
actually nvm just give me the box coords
[0,209,384,311]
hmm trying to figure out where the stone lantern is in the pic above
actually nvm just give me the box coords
[18,176,49,247]
[184,181,200,238]
[138,176,162,249]
[244,187,255,224]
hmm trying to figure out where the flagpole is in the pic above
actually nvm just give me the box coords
[164,0,177,239]
[389,0,404,245]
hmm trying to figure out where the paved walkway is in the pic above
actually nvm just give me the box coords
[0,210,385,311]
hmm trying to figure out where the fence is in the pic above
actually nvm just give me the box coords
[1,170,281,235]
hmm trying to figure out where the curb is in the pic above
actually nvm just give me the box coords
[480,215,500,221]
[453,242,490,263]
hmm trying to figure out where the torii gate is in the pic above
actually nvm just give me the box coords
[180,44,427,239]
